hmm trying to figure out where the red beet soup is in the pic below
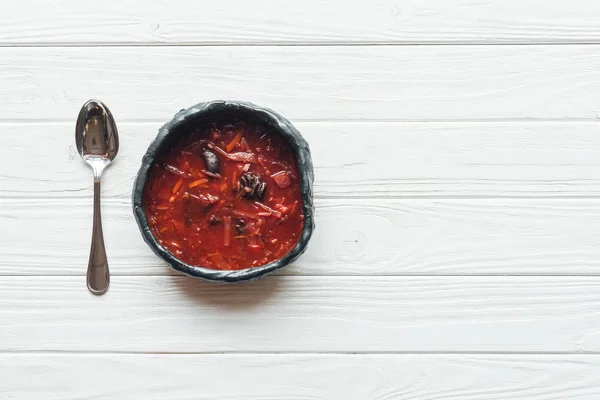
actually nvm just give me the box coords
[143,119,304,270]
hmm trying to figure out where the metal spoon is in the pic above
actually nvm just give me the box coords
[75,100,119,295]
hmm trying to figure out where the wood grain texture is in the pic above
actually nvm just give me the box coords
[1,0,600,45]
[3,354,600,399]
[3,122,600,199]
[2,198,599,276]
[0,46,598,122]
[4,1,600,398]
[1,276,600,352]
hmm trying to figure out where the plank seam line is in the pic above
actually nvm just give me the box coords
[3,274,600,278]
[2,42,600,48]
[2,350,600,355]
[0,118,597,124]
[4,195,600,201]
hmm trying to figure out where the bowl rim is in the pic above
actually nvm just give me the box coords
[132,100,315,282]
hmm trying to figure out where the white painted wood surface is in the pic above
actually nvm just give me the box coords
[1,0,600,45]
[2,1,600,398]
[2,276,600,353]
[3,355,600,400]
[0,46,598,122]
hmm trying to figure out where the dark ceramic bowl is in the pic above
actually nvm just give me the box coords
[132,101,315,282]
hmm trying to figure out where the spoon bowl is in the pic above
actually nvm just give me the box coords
[76,100,119,175]
[75,100,119,295]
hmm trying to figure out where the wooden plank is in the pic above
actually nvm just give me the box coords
[3,354,600,399]
[1,1,600,45]
[0,46,598,121]
[2,198,600,276]
[3,122,599,199]
[0,276,599,352]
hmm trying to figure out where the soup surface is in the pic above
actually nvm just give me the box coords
[143,119,304,270]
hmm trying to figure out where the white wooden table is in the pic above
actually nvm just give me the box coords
[2,1,600,398]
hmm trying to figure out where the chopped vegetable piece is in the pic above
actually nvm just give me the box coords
[172,179,184,194]
[223,216,231,246]
[274,204,289,214]
[227,152,257,163]
[254,201,283,218]
[271,171,292,189]
[189,179,209,188]
[189,168,206,178]
[202,170,221,179]
[206,141,229,157]
[226,130,243,152]
[164,164,190,178]
[189,193,220,206]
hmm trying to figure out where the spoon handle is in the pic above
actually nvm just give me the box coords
[87,178,110,295]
